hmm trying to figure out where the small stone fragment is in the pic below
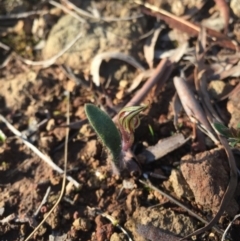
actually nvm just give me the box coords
[95,215,114,241]
[164,169,193,199]
[208,80,231,99]
[73,217,92,231]
[180,147,239,215]
[45,212,60,229]
[231,0,240,17]
[110,233,127,241]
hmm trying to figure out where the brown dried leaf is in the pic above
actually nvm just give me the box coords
[194,28,222,123]
[144,25,163,68]
[214,63,240,79]
[214,0,230,34]
[137,223,180,241]
[173,76,219,144]
[127,69,154,93]
[141,133,188,163]
[140,2,238,50]
[90,52,145,86]
[155,42,190,60]
[172,92,182,129]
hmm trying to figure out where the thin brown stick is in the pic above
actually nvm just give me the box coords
[112,58,173,122]
[0,10,48,19]
[126,58,172,107]
[214,0,229,34]
[135,0,238,50]
[18,30,83,67]
[139,179,223,235]
[134,0,199,31]
[0,115,81,188]
[24,92,71,241]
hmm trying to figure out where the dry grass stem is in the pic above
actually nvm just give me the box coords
[96,209,133,241]
[0,10,48,19]
[221,213,240,241]
[124,58,172,107]
[24,92,71,241]
[18,30,83,68]
[0,115,81,189]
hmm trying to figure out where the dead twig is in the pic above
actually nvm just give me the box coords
[125,58,173,107]
[0,115,81,189]
[126,69,154,93]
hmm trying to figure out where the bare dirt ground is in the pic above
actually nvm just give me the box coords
[0,1,240,241]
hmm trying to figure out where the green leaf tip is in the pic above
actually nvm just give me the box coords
[213,122,232,138]
[84,104,122,163]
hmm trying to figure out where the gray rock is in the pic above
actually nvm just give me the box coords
[42,2,146,70]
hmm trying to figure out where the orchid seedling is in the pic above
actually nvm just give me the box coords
[213,122,240,147]
[84,103,147,174]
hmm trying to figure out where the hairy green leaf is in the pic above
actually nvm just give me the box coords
[85,104,122,163]
[213,122,232,138]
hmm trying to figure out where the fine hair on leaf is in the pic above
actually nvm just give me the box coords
[85,104,122,169]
